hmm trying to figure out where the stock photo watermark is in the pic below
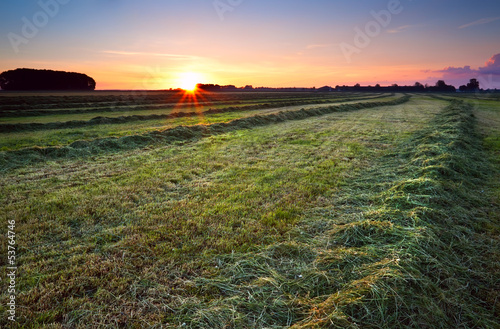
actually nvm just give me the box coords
[477,74,497,92]
[213,0,243,21]
[7,0,71,53]
[129,66,168,100]
[5,219,17,322]
[340,0,409,63]
[471,73,498,108]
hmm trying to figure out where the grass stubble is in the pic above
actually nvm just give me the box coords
[0,94,498,328]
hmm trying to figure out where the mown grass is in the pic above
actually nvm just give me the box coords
[473,96,500,218]
[0,103,260,124]
[161,99,500,328]
[0,95,391,131]
[0,95,498,328]
[0,91,383,115]
[0,93,386,122]
[290,99,499,328]
[0,95,396,152]
[0,95,405,170]
[0,95,440,327]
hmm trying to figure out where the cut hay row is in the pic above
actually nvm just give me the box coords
[0,92,387,114]
[0,96,410,172]
[0,91,332,108]
[0,92,243,110]
[166,100,499,328]
[0,94,389,121]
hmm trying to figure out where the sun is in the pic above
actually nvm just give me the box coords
[178,72,202,92]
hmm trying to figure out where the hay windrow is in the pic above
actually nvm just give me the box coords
[0,94,390,120]
[1,96,497,328]
[0,96,410,172]
[165,100,499,328]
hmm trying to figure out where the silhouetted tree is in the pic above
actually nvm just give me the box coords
[0,68,96,90]
[197,83,221,91]
[459,78,480,92]
[317,86,333,92]
[436,80,446,88]
[430,80,456,92]
[468,78,479,90]
[466,79,476,89]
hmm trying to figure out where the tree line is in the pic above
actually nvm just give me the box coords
[197,79,483,93]
[0,68,96,91]
[333,79,480,93]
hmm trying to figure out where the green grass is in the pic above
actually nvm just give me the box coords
[0,99,332,124]
[0,95,396,152]
[0,94,498,328]
[0,91,385,116]
[0,96,406,170]
[474,96,500,214]
[0,94,386,122]
[161,98,499,328]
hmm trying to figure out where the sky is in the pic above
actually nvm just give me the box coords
[1,0,500,90]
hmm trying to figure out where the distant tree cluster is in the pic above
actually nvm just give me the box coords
[196,80,480,93]
[459,79,480,92]
[334,80,458,93]
[0,68,96,91]
[197,84,315,92]
[196,84,238,91]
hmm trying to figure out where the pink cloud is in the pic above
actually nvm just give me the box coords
[479,53,500,75]
[437,65,474,75]
[432,53,500,89]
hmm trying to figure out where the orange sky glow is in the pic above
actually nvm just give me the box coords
[1,1,500,89]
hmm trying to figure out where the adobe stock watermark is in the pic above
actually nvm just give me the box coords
[106,66,168,110]
[340,0,410,63]
[7,0,71,54]
[213,0,243,21]
[129,66,167,100]
[5,219,17,322]
[477,74,498,92]
[471,73,499,109]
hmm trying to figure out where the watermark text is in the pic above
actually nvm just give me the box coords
[7,0,71,53]
[6,219,17,322]
[213,0,243,21]
[340,0,406,63]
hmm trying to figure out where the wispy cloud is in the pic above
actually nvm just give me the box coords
[459,16,500,29]
[101,50,197,60]
[306,44,332,50]
[386,24,421,34]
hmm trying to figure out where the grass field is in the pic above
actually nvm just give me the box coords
[0,91,498,328]
[0,92,390,150]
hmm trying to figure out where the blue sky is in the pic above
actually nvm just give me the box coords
[1,0,500,89]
